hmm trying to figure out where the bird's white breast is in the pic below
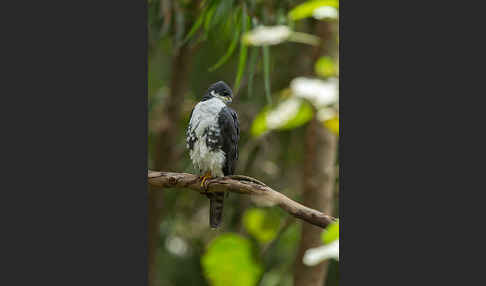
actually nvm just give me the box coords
[188,98,226,177]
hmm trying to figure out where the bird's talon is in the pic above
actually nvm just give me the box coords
[200,172,212,193]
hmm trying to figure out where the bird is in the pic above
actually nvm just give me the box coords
[186,81,240,229]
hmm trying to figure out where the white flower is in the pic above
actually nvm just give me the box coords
[313,6,339,20]
[291,77,338,108]
[165,235,189,257]
[303,239,339,266]
[243,25,292,46]
[266,97,301,129]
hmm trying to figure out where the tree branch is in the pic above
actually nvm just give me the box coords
[148,170,336,228]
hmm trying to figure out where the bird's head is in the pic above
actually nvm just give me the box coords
[203,81,233,104]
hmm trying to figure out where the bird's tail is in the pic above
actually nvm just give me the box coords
[207,192,224,229]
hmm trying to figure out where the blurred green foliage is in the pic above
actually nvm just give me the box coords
[323,116,339,135]
[202,234,263,286]
[315,56,338,78]
[289,0,339,21]
[243,208,281,244]
[321,220,339,244]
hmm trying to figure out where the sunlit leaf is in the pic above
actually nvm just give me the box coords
[323,116,339,135]
[243,208,281,244]
[277,99,314,130]
[315,56,337,78]
[202,233,263,286]
[250,107,269,137]
[321,220,339,244]
[289,0,339,21]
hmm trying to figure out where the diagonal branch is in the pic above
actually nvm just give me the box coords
[148,170,336,228]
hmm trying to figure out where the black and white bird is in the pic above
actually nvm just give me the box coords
[186,81,240,229]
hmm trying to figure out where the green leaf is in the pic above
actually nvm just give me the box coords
[321,220,339,244]
[288,32,321,46]
[262,45,272,104]
[315,56,337,77]
[204,5,216,32]
[250,107,269,137]
[323,116,339,135]
[233,7,249,95]
[289,0,339,21]
[278,99,314,131]
[243,208,281,244]
[212,0,233,28]
[182,9,206,44]
[202,234,263,286]
[223,6,241,37]
[208,22,240,72]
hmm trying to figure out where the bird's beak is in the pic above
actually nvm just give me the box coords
[224,96,232,104]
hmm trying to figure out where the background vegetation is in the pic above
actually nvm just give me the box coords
[148,1,339,285]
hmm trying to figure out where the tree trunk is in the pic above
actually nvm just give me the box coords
[148,43,192,286]
[293,18,337,286]
[294,116,337,286]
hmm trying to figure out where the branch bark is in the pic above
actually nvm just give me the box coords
[148,170,336,229]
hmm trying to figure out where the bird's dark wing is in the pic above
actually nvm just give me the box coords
[186,107,197,151]
[217,106,239,176]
